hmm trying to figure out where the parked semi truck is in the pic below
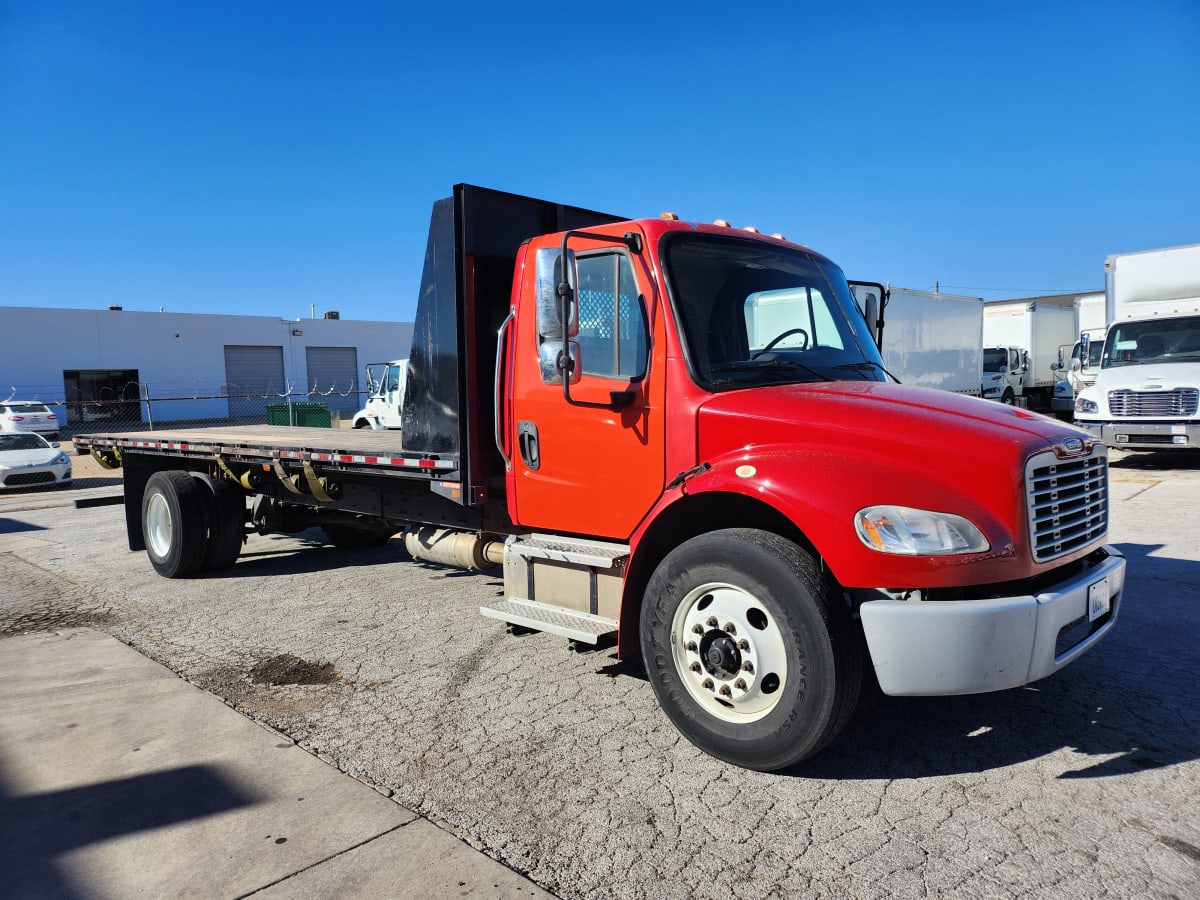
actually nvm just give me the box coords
[1075,243,1200,449]
[75,185,1125,771]
[849,285,983,396]
[982,301,1078,408]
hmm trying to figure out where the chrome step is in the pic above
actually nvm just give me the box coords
[506,534,630,571]
[481,597,618,644]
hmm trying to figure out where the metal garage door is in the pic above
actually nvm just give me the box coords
[304,346,359,414]
[223,345,285,421]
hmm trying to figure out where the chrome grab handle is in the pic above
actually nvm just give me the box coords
[494,311,515,469]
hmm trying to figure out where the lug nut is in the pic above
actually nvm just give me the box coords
[719,685,732,697]
[706,617,718,628]
[690,662,702,673]
[723,622,736,634]
[702,678,714,691]
[734,678,747,690]
[692,624,704,634]
[742,661,754,673]
[686,641,698,652]
[738,640,750,651]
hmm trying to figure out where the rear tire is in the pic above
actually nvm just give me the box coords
[640,528,862,771]
[142,471,208,578]
[198,478,246,571]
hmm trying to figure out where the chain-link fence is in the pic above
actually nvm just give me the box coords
[3,380,373,439]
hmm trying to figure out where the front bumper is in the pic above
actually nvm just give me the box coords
[1075,420,1198,449]
[859,546,1125,695]
[0,463,72,490]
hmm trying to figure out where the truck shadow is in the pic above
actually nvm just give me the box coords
[1109,448,1200,471]
[789,541,1200,780]
[205,532,413,578]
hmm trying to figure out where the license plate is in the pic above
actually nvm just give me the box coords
[1088,577,1111,622]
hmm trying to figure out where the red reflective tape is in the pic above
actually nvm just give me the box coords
[418,459,436,469]
[363,456,378,464]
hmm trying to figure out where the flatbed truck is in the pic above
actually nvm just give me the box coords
[76,185,1125,771]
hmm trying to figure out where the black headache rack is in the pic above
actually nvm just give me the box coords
[403,183,625,506]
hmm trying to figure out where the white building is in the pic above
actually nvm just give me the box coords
[1,306,413,432]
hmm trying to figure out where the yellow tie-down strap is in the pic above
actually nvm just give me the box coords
[90,445,122,469]
[270,456,332,503]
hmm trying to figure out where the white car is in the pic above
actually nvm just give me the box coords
[0,432,73,490]
[0,401,61,439]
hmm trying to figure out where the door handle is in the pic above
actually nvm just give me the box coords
[517,420,540,470]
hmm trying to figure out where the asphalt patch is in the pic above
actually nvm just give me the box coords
[249,653,339,686]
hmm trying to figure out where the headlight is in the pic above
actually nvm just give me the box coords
[53,453,70,466]
[855,505,990,555]
[1075,397,1099,414]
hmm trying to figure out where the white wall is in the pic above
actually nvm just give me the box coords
[0,306,413,426]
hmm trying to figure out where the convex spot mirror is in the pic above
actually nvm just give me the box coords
[539,341,582,386]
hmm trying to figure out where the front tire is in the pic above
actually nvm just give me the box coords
[640,529,861,771]
[142,471,208,578]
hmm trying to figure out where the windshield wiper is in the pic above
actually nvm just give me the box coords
[832,360,899,382]
[711,360,832,382]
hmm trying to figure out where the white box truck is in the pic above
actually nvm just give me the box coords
[982,301,1078,409]
[850,285,983,395]
[1074,243,1200,449]
[1051,292,1107,416]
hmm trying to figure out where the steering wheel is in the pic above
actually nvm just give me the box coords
[751,328,809,358]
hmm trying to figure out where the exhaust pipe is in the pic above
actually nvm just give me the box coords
[402,526,504,571]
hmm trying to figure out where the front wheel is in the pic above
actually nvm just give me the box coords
[640,529,862,771]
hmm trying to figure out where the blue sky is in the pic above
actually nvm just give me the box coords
[2,0,1197,322]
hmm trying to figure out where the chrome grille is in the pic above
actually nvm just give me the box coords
[1025,450,1109,563]
[1108,388,1199,417]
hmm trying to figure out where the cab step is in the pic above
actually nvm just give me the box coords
[505,534,630,571]
[480,598,617,644]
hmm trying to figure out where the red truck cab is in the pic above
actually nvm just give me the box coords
[498,212,1124,770]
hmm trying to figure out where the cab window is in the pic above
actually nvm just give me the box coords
[575,253,647,379]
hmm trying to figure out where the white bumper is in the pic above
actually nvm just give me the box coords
[859,546,1125,696]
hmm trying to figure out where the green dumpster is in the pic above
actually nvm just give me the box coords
[265,403,332,427]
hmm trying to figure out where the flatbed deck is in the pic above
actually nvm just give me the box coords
[74,425,459,477]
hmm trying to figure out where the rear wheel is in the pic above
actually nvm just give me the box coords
[194,476,246,571]
[640,528,862,771]
[142,471,208,578]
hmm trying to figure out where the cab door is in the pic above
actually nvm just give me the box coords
[507,238,665,539]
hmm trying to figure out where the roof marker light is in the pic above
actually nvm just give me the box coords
[770,233,786,240]
[742,226,760,234]
[713,219,731,227]
[660,211,679,220]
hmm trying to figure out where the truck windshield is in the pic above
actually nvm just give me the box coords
[1102,316,1200,369]
[982,348,1008,372]
[661,233,888,390]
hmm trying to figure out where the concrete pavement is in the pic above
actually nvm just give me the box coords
[0,628,553,899]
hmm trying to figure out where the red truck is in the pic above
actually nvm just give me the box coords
[76,185,1125,771]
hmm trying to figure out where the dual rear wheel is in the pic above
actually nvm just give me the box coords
[142,471,247,578]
